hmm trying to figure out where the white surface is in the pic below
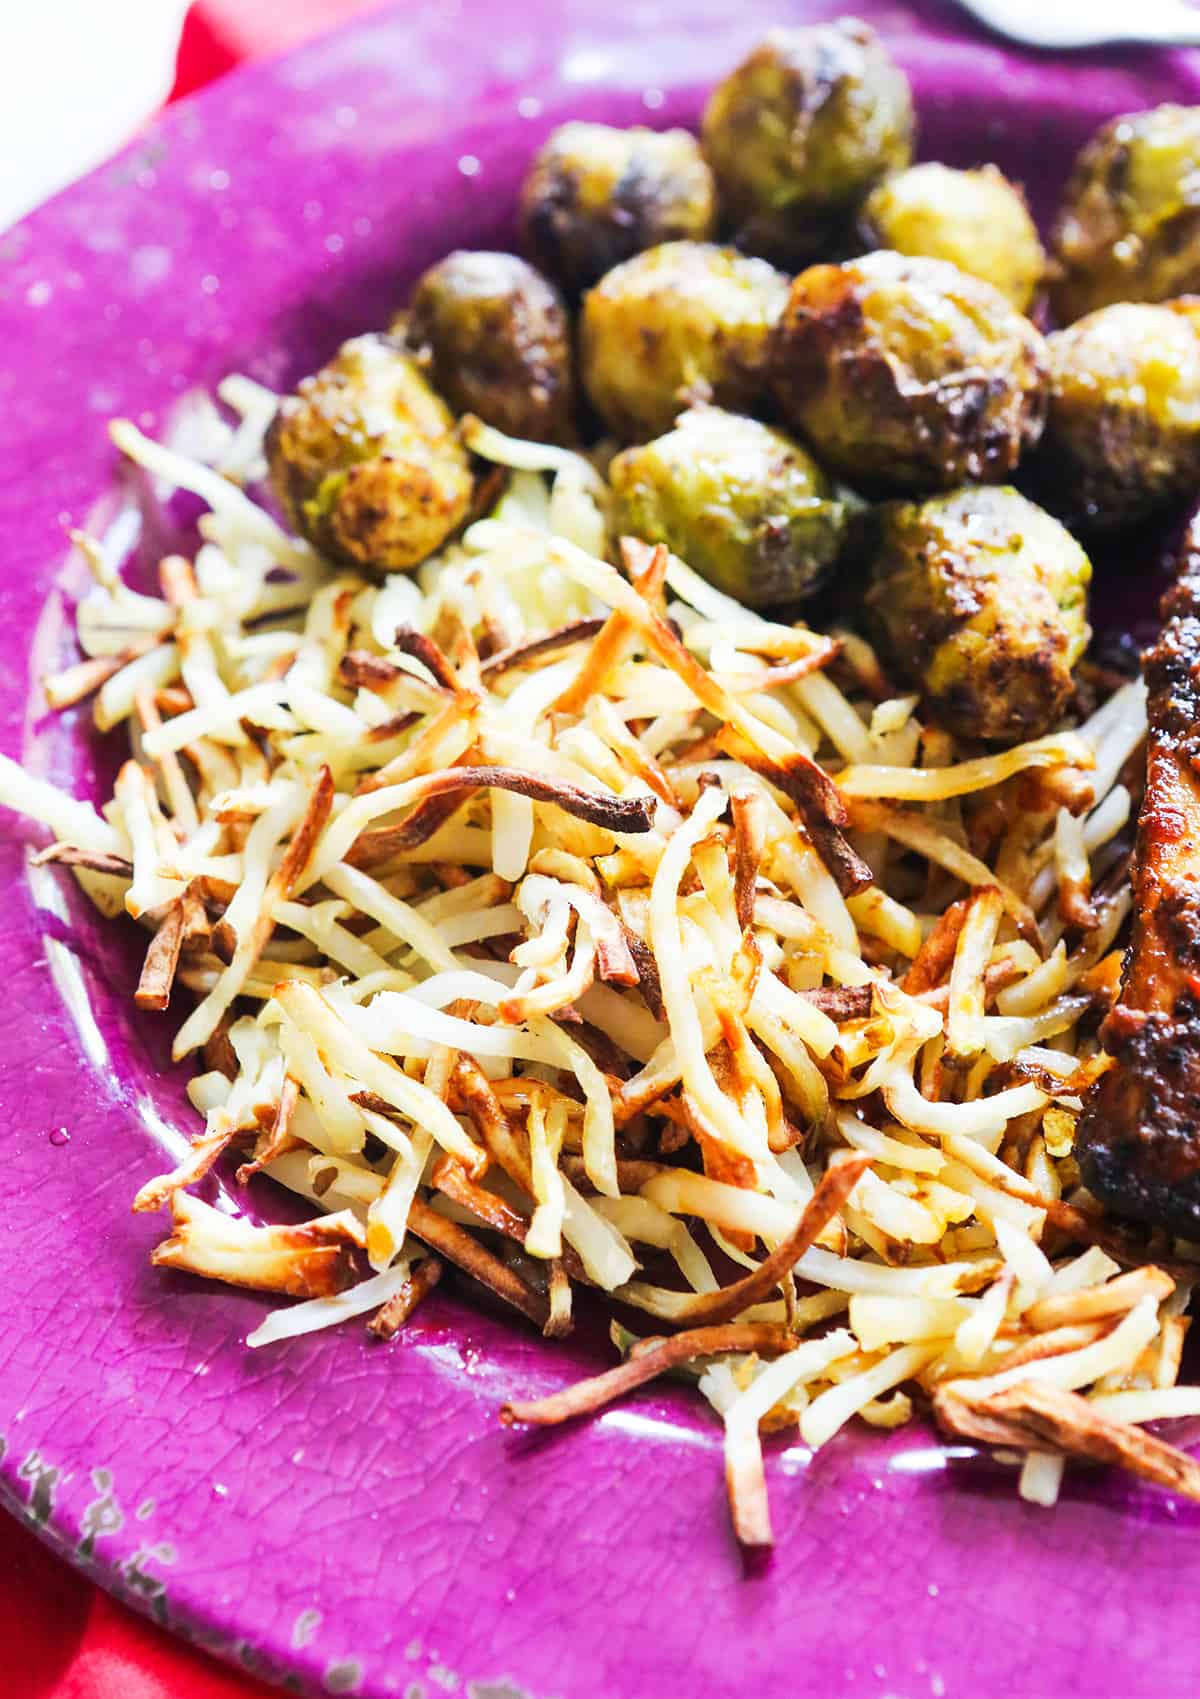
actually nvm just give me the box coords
[959,0,1200,48]
[0,1,190,231]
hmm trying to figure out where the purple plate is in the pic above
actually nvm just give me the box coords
[1,4,1198,1696]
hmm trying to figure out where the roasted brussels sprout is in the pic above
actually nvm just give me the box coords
[1051,104,1200,324]
[520,122,717,297]
[609,406,849,608]
[266,334,473,574]
[701,19,914,263]
[864,486,1091,744]
[768,251,1048,493]
[858,163,1045,311]
[402,250,574,443]
[580,241,788,440]
[1037,301,1200,531]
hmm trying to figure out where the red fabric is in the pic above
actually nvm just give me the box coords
[11,7,384,1691]
[168,6,240,103]
[175,0,385,75]
[2,1511,280,1698]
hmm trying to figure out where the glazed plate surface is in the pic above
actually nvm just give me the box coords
[1,4,1198,1695]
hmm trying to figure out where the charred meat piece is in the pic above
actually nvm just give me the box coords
[1078,520,1200,1235]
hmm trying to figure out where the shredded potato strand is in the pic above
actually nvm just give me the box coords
[10,398,1190,1551]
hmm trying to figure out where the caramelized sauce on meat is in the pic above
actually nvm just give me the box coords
[1079,517,1200,1233]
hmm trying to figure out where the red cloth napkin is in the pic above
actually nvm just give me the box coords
[171,0,386,98]
[8,16,389,1699]
[3,1511,280,1699]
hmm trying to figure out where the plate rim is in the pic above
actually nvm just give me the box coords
[3,6,1200,1698]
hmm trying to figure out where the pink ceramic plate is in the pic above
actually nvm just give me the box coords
[1,4,1198,1695]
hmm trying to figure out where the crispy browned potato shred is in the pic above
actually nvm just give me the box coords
[10,28,1200,1554]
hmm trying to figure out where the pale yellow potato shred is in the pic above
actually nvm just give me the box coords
[3,392,1195,1546]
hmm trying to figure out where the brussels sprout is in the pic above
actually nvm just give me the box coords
[1051,104,1200,324]
[609,406,849,609]
[864,486,1091,744]
[1037,301,1200,531]
[580,241,788,440]
[266,334,473,574]
[402,250,574,443]
[858,163,1045,311]
[701,19,914,264]
[520,122,717,297]
[768,251,1048,493]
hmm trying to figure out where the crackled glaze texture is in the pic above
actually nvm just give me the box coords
[1,4,1200,1696]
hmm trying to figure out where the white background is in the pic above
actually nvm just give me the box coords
[0,1,190,231]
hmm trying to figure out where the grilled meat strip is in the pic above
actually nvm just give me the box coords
[1078,521,1200,1236]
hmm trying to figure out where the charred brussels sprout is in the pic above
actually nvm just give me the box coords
[580,241,789,440]
[1038,301,1200,531]
[402,250,574,443]
[609,406,849,609]
[864,486,1091,744]
[1051,105,1200,324]
[768,251,1048,493]
[520,122,717,297]
[858,163,1045,311]
[701,19,914,263]
[266,334,473,574]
